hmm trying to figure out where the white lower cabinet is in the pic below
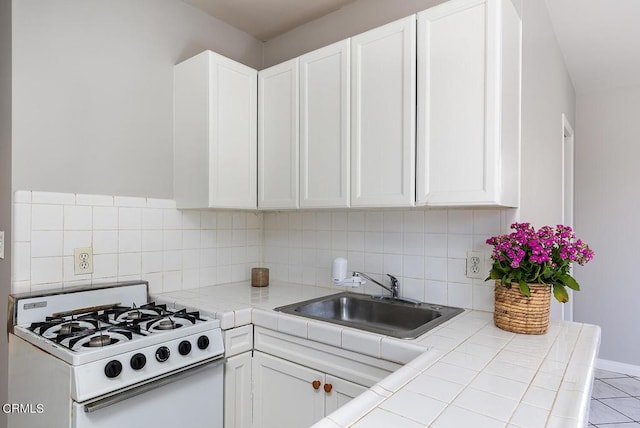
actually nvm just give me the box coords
[224,352,252,428]
[223,325,254,428]
[252,351,366,428]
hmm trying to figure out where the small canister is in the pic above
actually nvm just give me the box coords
[251,267,269,287]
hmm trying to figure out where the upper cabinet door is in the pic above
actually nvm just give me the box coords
[258,59,300,210]
[350,16,416,208]
[416,0,521,207]
[299,40,351,209]
[174,51,257,209]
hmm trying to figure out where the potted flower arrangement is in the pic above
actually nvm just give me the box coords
[486,222,594,334]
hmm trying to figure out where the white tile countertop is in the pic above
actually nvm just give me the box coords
[154,280,601,428]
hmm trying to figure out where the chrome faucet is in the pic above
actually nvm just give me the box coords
[352,272,399,299]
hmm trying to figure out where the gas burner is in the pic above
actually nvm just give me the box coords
[107,302,169,323]
[117,308,162,322]
[152,318,181,331]
[67,327,136,351]
[59,322,89,336]
[34,319,101,339]
[86,334,117,348]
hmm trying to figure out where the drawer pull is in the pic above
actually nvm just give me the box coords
[324,383,333,393]
[312,380,321,390]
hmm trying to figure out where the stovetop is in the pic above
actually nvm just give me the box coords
[10,281,224,367]
[28,302,207,353]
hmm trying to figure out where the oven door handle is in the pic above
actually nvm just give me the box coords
[83,356,225,413]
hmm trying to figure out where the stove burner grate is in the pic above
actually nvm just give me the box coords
[67,327,135,350]
[24,301,211,352]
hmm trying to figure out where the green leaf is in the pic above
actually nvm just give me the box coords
[559,274,580,291]
[518,281,531,297]
[553,284,569,303]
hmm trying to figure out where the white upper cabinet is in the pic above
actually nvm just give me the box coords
[174,50,257,209]
[351,16,417,208]
[416,0,521,207]
[299,40,351,209]
[258,59,300,210]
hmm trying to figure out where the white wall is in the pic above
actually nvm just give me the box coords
[574,84,640,366]
[12,0,263,199]
[519,0,576,227]
[0,0,11,422]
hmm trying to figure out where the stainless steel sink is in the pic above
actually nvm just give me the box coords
[274,292,464,339]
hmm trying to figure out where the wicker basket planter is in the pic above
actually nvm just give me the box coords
[494,281,551,334]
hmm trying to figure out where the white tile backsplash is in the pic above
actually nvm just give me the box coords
[32,191,75,205]
[13,191,510,309]
[13,203,31,242]
[93,206,118,230]
[31,230,63,257]
[263,208,512,310]
[76,193,113,206]
[63,205,92,230]
[32,204,63,230]
[12,191,262,293]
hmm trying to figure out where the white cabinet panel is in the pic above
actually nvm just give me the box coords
[223,324,253,357]
[252,351,324,428]
[174,50,257,209]
[417,0,521,206]
[351,16,416,207]
[224,352,252,428]
[258,59,299,209]
[252,351,368,428]
[300,40,351,208]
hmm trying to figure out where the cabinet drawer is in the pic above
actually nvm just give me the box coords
[224,325,253,357]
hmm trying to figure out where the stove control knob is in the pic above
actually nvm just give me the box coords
[104,360,123,378]
[155,346,170,362]
[130,353,147,370]
[197,335,210,350]
[178,340,192,356]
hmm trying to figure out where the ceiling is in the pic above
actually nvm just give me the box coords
[182,0,357,41]
[183,0,640,94]
[545,0,640,94]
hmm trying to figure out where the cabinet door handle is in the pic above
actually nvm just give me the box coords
[312,380,321,390]
[323,383,333,393]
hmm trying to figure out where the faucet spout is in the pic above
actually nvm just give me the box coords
[352,272,399,299]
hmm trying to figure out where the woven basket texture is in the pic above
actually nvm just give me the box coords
[494,281,551,335]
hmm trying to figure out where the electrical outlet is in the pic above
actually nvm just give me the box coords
[0,230,4,260]
[74,247,94,275]
[466,251,484,279]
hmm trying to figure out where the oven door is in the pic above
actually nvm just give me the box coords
[72,358,224,428]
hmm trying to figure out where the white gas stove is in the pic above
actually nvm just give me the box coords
[8,281,225,428]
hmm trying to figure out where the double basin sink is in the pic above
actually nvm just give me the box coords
[275,292,464,339]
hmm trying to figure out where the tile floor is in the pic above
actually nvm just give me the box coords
[589,369,640,427]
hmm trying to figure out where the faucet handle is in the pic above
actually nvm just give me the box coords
[386,274,398,285]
